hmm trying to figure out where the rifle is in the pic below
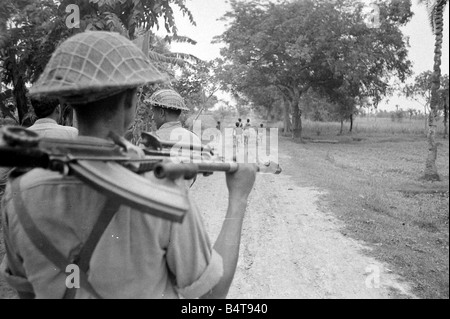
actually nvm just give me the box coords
[0,126,282,221]
[0,126,189,222]
[139,131,282,180]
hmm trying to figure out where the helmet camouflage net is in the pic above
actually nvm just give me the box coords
[146,89,189,111]
[29,31,168,104]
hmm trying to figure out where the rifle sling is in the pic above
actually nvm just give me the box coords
[11,178,121,299]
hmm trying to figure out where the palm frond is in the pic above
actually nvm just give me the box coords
[166,52,203,64]
[418,0,448,34]
[147,50,188,67]
[164,34,197,45]
[146,50,203,68]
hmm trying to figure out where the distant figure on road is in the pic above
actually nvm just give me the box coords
[243,119,252,146]
[234,121,243,148]
[258,123,265,145]
[216,121,221,131]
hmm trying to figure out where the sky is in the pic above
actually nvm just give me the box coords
[159,0,450,112]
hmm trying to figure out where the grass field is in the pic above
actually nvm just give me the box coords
[267,116,447,138]
[281,119,449,299]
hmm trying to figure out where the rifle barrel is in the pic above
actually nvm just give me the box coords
[153,162,240,180]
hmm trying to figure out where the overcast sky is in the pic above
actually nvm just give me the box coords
[160,0,450,111]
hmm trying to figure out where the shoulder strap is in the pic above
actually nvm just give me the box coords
[11,178,120,299]
[63,198,121,299]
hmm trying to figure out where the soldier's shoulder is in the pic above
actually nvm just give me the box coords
[13,168,78,191]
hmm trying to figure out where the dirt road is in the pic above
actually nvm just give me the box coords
[191,139,417,299]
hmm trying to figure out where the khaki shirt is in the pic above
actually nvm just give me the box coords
[0,137,223,299]
[156,122,203,182]
[156,121,202,147]
[27,118,78,139]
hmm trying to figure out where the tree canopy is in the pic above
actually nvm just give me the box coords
[215,0,413,138]
[0,0,197,124]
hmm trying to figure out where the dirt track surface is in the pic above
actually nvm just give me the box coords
[191,140,417,299]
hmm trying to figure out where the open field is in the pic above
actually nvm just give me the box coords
[282,131,449,298]
[267,117,447,138]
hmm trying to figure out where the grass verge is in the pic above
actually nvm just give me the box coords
[282,133,449,299]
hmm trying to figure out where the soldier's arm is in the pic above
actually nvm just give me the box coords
[200,164,257,299]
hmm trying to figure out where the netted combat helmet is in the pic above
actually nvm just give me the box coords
[29,31,168,104]
[146,89,189,111]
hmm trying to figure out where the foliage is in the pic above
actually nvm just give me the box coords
[172,59,220,114]
[0,0,196,125]
[215,0,413,138]
[404,71,449,110]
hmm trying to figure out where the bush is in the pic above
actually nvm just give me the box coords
[391,110,405,122]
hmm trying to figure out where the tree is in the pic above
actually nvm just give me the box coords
[438,76,449,138]
[404,71,449,131]
[0,0,67,125]
[216,0,413,140]
[172,60,220,114]
[0,0,196,125]
[419,0,448,181]
[407,107,416,120]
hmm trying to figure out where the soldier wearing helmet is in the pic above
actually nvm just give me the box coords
[147,89,201,148]
[0,31,257,299]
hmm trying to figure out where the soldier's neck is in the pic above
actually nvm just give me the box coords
[77,119,126,140]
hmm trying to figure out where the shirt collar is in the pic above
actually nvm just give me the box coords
[34,118,58,125]
[159,121,182,130]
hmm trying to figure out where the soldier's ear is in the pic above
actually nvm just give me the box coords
[124,88,138,110]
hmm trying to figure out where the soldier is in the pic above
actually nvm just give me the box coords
[28,97,78,139]
[0,97,78,196]
[147,89,201,148]
[0,31,256,299]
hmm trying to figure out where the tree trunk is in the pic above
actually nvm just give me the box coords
[349,114,354,133]
[424,105,428,134]
[13,77,29,126]
[266,104,272,121]
[339,119,344,135]
[423,3,445,181]
[291,95,302,140]
[444,92,449,139]
[8,50,30,126]
[283,98,291,136]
